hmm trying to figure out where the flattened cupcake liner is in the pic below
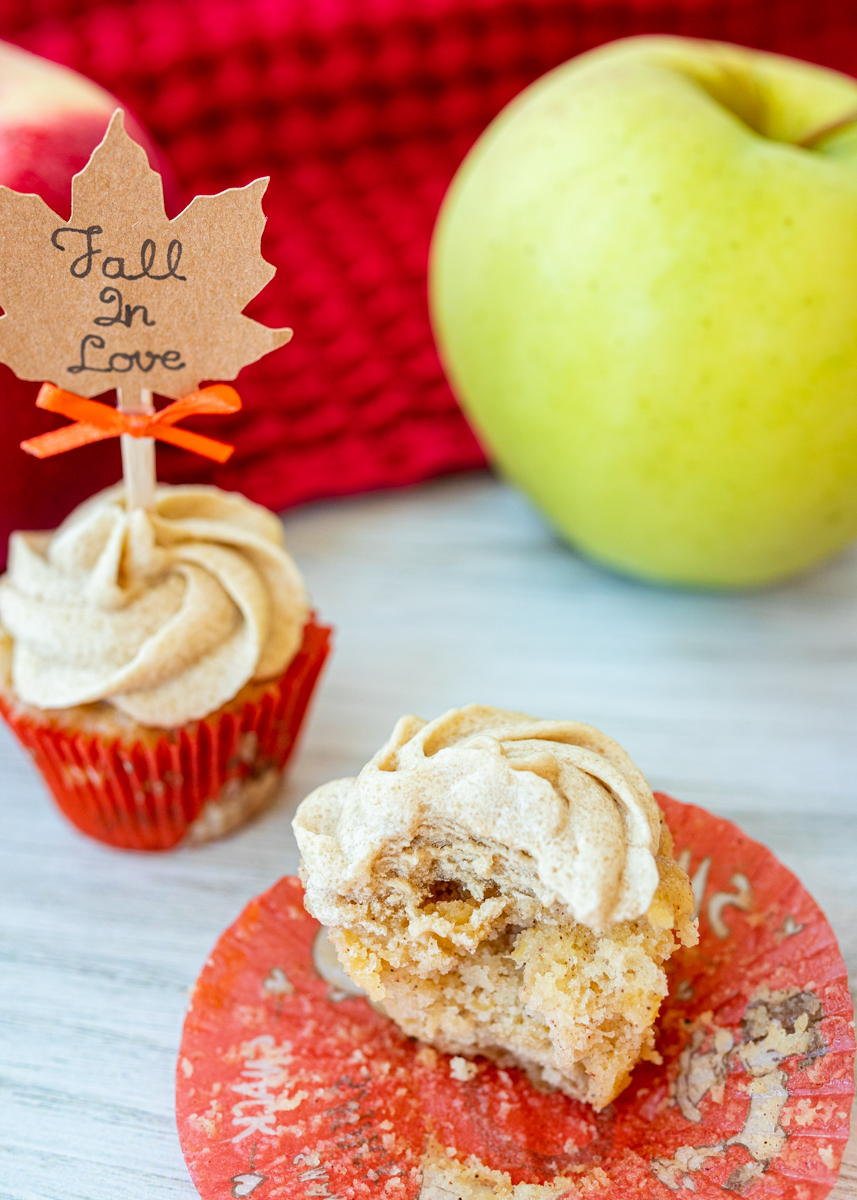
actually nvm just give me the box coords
[176,795,854,1200]
[0,619,331,851]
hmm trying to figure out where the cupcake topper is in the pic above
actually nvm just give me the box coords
[0,110,292,509]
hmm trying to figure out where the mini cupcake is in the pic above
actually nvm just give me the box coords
[294,704,697,1109]
[0,109,333,849]
[180,782,854,1198]
[0,482,330,850]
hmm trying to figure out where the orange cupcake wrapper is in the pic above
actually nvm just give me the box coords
[176,795,854,1200]
[0,618,331,851]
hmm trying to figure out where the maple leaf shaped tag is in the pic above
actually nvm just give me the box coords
[0,109,291,400]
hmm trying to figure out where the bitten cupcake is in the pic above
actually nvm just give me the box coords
[0,483,330,849]
[294,704,697,1110]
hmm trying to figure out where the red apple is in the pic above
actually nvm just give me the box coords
[0,40,173,567]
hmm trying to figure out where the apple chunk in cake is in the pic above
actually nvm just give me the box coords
[294,705,697,1110]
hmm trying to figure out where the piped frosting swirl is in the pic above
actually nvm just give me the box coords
[0,483,308,727]
[295,704,665,933]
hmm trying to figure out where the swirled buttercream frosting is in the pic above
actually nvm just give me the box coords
[297,704,668,933]
[0,483,308,728]
[295,706,697,1107]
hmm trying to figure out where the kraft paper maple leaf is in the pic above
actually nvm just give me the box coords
[0,109,291,400]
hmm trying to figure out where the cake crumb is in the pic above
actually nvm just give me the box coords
[450,1056,480,1082]
[417,1046,438,1069]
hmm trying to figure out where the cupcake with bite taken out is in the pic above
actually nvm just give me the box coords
[294,704,697,1109]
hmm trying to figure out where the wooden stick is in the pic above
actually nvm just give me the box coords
[116,386,156,511]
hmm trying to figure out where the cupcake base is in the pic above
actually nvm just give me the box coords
[0,618,331,851]
[183,765,283,845]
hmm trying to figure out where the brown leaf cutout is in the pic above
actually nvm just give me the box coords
[0,110,291,400]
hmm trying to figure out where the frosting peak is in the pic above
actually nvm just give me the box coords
[295,704,665,933]
[0,483,308,727]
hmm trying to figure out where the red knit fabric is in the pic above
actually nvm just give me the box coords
[1,0,857,552]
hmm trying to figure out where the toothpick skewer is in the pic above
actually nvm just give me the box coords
[116,387,156,511]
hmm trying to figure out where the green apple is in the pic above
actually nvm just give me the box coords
[430,36,857,587]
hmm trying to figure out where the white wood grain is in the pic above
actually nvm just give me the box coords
[1,473,854,1198]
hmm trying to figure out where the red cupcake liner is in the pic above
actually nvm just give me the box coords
[0,618,331,851]
[176,794,854,1200]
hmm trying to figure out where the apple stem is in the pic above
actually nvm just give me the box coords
[798,107,857,149]
[116,386,156,511]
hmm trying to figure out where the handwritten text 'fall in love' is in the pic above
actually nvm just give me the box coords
[52,224,187,375]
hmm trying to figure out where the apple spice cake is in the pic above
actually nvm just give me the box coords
[294,705,697,1109]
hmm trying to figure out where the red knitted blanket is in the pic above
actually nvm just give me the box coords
[2,0,856,553]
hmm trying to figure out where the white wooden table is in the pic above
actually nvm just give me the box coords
[1,473,855,1199]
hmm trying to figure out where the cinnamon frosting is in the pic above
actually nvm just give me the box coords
[295,705,666,934]
[0,483,308,728]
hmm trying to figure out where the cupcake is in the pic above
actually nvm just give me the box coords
[179,787,854,1197]
[0,108,334,850]
[0,482,330,850]
[294,704,697,1109]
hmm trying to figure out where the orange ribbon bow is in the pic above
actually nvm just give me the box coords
[20,383,241,464]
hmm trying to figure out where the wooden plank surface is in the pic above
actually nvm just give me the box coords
[0,473,854,1198]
